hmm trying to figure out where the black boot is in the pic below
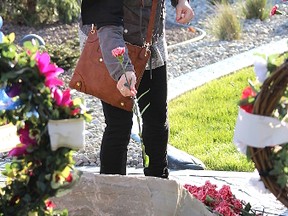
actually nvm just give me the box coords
[144,167,169,179]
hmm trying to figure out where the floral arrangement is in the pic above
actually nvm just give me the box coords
[237,52,288,189]
[0,20,91,215]
[184,181,263,216]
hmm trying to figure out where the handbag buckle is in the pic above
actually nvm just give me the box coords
[143,41,151,57]
[90,24,96,34]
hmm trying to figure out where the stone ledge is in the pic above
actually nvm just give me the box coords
[52,172,213,216]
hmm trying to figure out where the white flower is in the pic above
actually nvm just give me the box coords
[0,32,4,44]
[254,56,268,83]
[0,16,3,29]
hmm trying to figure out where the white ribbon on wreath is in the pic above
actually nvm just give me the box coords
[233,108,288,154]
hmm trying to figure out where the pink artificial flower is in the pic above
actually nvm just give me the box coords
[8,124,37,157]
[270,5,279,16]
[35,52,64,88]
[18,124,37,145]
[45,78,63,89]
[52,88,72,107]
[8,143,28,157]
[111,47,125,58]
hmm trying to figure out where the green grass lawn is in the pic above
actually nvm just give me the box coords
[168,67,256,172]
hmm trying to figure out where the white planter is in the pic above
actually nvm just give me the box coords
[0,123,20,153]
[48,118,85,151]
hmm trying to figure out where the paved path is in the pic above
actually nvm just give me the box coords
[1,38,288,215]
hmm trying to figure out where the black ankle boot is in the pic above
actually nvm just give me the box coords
[144,167,169,179]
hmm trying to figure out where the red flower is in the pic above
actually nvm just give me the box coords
[214,200,235,216]
[111,47,125,58]
[183,181,251,216]
[70,107,81,116]
[270,5,279,16]
[45,200,56,210]
[65,172,73,182]
[240,86,257,113]
[218,185,233,201]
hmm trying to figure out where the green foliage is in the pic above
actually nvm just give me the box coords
[208,3,242,41]
[56,0,81,24]
[0,0,80,26]
[168,68,256,172]
[45,39,80,71]
[242,0,270,21]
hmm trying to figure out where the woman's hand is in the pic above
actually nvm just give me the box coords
[117,71,137,97]
[176,0,194,24]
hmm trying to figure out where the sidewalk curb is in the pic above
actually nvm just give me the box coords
[168,38,288,102]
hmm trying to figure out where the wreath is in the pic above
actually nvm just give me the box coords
[234,52,288,207]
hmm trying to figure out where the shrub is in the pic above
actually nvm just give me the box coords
[0,0,80,26]
[45,38,80,71]
[208,3,242,41]
[242,0,270,21]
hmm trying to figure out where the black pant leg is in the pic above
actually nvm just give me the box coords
[137,64,169,178]
[100,101,133,175]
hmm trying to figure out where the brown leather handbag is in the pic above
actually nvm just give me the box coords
[69,1,157,112]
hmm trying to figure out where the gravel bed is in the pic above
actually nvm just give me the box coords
[1,0,288,168]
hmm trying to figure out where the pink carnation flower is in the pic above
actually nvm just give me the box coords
[111,47,125,58]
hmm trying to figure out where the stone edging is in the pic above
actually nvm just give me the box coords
[167,27,207,51]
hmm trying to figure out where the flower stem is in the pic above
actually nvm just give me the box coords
[123,72,149,168]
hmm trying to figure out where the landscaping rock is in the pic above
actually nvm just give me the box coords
[52,172,213,216]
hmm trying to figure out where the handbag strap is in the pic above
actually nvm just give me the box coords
[144,0,158,48]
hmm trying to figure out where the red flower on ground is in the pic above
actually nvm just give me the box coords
[183,181,250,216]
[270,4,279,16]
